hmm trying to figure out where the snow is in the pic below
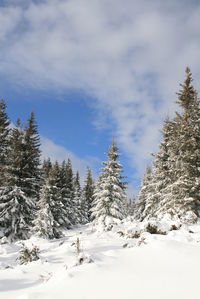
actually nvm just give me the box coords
[1,220,200,299]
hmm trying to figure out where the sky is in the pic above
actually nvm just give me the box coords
[0,0,200,196]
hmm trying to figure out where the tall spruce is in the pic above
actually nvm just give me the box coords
[65,159,76,224]
[0,119,34,240]
[168,67,200,220]
[143,118,176,219]
[82,167,94,222]
[137,68,200,222]
[73,171,83,224]
[92,138,127,225]
[136,165,152,220]
[41,158,52,181]
[23,112,41,200]
[0,99,10,187]
[58,160,71,228]
[34,161,70,239]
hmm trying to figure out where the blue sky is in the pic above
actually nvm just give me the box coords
[0,0,200,195]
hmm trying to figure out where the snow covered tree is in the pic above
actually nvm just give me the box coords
[58,160,72,228]
[0,186,34,240]
[167,67,200,220]
[73,171,83,224]
[49,161,71,228]
[138,68,200,223]
[0,99,10,187]
[0,119,35,240]
[143,118,176,220]
[33,178,63,239]
[82,167,94,222]
[34,161,71,239]
[126,196,137,217]
[135,165,152,220]
[23,112,41,200]
[65,159,76,224]
[92,138,127,226]
[41,158,52,181]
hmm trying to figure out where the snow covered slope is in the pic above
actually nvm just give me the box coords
[1,221,200,299]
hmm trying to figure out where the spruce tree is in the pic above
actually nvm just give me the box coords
[0,99,10,187]
[0,119,34,240]
[73,171,83,224]
[92,138,127,225]
[49,161,70,228]
[34,161,70,239]
[143,118,176,219]
[137,68,200,222]
[23,112,41,200]
[168,68,200,220]
[82,167,94,222]
[65,159,76,224]
[41,158,52,181]
[33,173,63,239]
[135,165,152,220]
[58,160,71,228]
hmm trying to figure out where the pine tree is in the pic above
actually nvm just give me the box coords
[0,186,34,240]
[41,158,52,181]
[49,161,70,228]
[143,118,176,220]
[137,68,200,222]
[126,197,137,217]
[33,178,62,239]
[73,171,83,224]
[168,68,200,220]
[8,119,25,187]
[34,161,70,239]
[58,160,71,228]
[135,165,152,220]
[0,99,10,187]
[0,119,34,240]
[82,167,94,222]
[92,138,127,225]
[23,112,41,200]
[65,159,76,224]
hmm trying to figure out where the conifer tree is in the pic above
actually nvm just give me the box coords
[49,161,70,228]
[135,165,152,220]
[92,138,127,225]
[33,173,63,239]
[58,160,71,228]
[82,167,94,221]
[23,112,41,200]
[41,158,52,181]
[137,68,200,222]
[65,159,76,224]
[0,99,10,187]
[0,119,34,240]
[126,196,137,216]
[142,118,176,219]
[34,161,70,239]
[73,171,83,224]
[168,68,200,220]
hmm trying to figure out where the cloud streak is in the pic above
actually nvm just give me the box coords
[0,0,200,185]
[40,136,99,184]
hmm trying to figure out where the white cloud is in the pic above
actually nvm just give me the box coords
[40,136,99,183]
[1,0,200,186]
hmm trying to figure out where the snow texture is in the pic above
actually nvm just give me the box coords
[0,219,200,299]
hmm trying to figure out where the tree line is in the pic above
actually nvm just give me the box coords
[1,67,199,241]
[135,67,200,223]
[0,104,128,240]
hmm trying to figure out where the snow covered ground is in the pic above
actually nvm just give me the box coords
[1,220,200,299]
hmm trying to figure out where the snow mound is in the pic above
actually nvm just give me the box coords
[1,222,200,299]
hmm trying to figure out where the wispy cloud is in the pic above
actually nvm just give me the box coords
[1,0,200,185]
[40,136,99,183]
